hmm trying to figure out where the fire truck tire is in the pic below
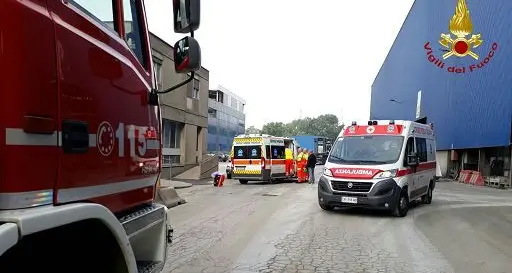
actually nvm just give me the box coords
[0,220,127,273]
[239,179,248,184]
[392,188,409,217]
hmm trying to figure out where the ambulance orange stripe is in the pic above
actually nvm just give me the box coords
[265,159,285,164]
[232,159,260,165]
[233,159,286,165]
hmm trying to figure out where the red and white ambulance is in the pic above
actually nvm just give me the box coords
[318,120,437,217]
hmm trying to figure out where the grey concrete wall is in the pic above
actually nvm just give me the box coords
[150,32,209,168]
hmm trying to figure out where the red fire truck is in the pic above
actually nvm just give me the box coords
[0,1,201,272]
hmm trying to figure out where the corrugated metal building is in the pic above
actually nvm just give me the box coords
[371,0,512,179]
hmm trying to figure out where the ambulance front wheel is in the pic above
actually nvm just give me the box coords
[422,181,433,204]
[319,201,334,211]
[239,179,248,184]
[392,188,409,217]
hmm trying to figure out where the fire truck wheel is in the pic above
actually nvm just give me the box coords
[392,188,409,217]
[239,179,248,184]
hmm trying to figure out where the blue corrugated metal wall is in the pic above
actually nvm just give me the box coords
[371,0,512,150]
[292,135,320,151]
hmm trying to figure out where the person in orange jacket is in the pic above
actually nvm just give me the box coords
[296,148,304,182]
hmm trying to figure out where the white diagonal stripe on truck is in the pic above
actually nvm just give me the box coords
[6,128,159,149]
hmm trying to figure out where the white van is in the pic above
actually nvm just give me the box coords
[318,120,437,217]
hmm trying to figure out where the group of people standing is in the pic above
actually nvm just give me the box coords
[284,147,317,184]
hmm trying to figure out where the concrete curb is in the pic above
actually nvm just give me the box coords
[174,183,193,189]
[160,179,193,189]
[155,186,187,208]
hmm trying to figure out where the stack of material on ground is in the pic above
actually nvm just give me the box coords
[456,170,511,189]
[484,176,510,189]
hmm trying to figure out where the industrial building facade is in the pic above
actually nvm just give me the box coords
[150,33,209,178]
[207,86,246,153]
[371,0,511,179]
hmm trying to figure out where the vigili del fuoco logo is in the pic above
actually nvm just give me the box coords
[424,0,497,73]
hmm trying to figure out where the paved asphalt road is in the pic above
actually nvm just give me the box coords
[164,163,512,273]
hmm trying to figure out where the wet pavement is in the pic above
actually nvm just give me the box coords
[164,165,512,273]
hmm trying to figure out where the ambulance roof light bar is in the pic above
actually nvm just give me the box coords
[351,121,357,126]
[389,120,395,125]
[368,120,378,125]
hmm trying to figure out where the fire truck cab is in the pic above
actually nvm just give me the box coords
[318,120,437,217]
[0,0,201,272]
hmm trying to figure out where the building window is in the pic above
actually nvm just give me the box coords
[162,119,181,148]
[162,155,180,166]
[70,0,117,33]
[122,0,147,67]
[191,78,200,99]
[208,108,217,118]
[209,90,217,100]
[153,60,163,90]
[208,125,217,134]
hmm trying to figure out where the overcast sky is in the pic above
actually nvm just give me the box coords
[145,0,415,128]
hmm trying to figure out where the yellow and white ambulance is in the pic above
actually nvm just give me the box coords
[231,134,299,184]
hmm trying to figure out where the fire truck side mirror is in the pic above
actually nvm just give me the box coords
[173,0,200,33]
[173,36,201,73]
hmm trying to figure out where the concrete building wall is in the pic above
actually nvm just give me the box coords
[436,151,450,177]
[150,33,209,177]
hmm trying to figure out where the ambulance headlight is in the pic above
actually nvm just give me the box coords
[374,169,398,179]
[323,168,333,177]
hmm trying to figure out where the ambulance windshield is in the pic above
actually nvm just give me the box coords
[328,135,404,165]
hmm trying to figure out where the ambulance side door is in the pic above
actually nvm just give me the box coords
[414,137,429,197]
[403,137,418,198]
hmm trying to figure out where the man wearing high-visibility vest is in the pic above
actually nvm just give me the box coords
[303,149,309,182]
[285,147,293,177]
[296,148,304,182]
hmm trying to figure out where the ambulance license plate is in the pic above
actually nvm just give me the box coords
[341,196,357,204]
[236,166,245,170]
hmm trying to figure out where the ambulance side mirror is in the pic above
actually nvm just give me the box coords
[407,153,418,167]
